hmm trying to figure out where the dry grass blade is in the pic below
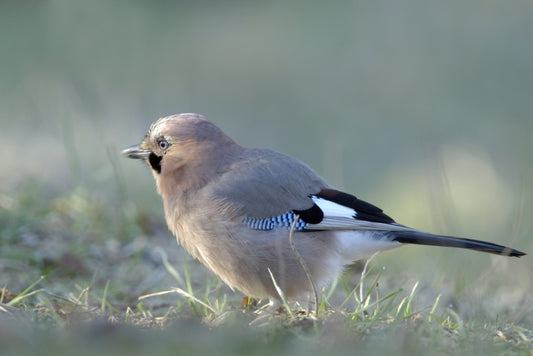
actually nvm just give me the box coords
[139,287,216,314]
[267,268,294,319]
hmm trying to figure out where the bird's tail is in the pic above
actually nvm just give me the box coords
[388,230,525,257]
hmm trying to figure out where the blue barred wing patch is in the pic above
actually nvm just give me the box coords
[243,212,309,231]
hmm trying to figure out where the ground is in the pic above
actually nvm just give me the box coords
[1,182,531,356]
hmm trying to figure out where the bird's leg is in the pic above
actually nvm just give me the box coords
[241,296,258,309]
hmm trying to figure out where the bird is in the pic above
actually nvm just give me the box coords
[122,113,525,304]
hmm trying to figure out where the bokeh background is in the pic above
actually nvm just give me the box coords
[1,0,532,325]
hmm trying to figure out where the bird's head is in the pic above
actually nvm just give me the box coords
[122,113,237,191]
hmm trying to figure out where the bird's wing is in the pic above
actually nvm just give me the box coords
[207,148,326,218]
[303,189,412,231]
[205,147,409,232]
[204,147,525,257]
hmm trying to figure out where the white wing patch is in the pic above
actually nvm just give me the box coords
[312,196,356,218]
[309,196,413,232]
[310,196,358,229]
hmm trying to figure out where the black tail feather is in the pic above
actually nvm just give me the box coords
[389,231,526,257]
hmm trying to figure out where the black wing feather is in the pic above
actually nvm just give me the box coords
[316,188,395,224]
[293,203,324,224]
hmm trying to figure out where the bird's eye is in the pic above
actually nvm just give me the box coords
[158,139,169,151]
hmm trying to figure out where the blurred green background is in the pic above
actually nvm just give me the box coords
[1,0,532,321]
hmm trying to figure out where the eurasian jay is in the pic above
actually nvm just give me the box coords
[122,113,525,302]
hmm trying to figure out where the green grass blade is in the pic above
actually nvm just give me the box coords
[268,268,294,319]
[7,275,45,307]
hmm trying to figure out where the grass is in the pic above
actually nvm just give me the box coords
[1,182,532,356]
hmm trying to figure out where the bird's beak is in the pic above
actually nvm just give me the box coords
[121,144,151,160]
